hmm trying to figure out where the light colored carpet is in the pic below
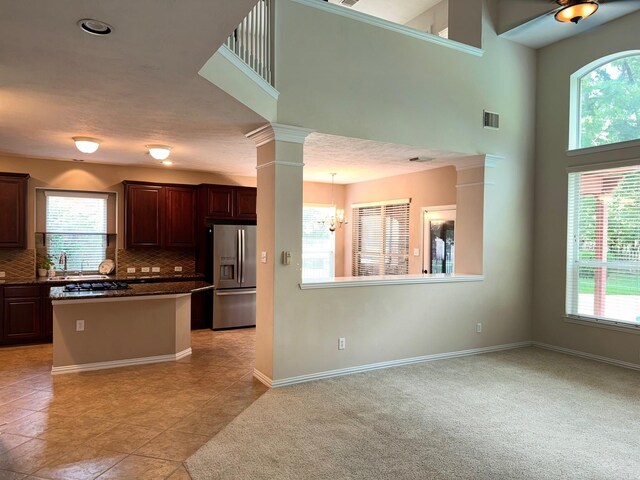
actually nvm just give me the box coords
[186,347,640,480]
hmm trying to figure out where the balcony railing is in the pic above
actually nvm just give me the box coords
[225,0,273,86]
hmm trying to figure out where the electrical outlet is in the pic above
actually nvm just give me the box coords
[174,266,183,272]
[0,271,5,278]
[338,337,346,350]
[127,268,136,274]
[476,322,483,333]
[141,267,150,273]
[76,320,85,332]
[152,267,160,273]
[261,251,268,264]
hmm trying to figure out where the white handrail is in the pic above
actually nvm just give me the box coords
[225,0,273,86]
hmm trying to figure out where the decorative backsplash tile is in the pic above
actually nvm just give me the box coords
[0,249,35,278]
[116,249,196,275]
[35,239,116,274]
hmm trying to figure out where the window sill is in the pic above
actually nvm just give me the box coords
[567,138,640,157]
[299,273,484,290]
[563,315,640,335]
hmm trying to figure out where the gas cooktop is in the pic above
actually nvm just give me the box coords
[64,281,130,292]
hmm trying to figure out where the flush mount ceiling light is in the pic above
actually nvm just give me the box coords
[72,137,101,154]
[77,18,113,36]
[147,145,172,160]
[554,1,599,24]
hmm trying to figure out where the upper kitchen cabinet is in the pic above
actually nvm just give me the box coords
[165,186,197,247]
[0,173,29,249]
[124,181,197,249]
[202,185,256,221]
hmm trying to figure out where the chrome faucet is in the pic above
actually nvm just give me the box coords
[58,252,68,275]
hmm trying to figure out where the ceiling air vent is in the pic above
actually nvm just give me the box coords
[340,0,360,6]
[483,110,500,130]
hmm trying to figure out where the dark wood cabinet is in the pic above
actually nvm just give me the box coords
[202,185,256,221]
[235,187,257,220]
[2,286,41,343]
[205,186,235,218]
[165,187,197,248]
[124,183,165,248]
[0,173,29,249]
[124,182,197,249]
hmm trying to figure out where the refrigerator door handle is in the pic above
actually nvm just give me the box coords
[241,229,246,284]
[215,289,256,296]
[237,229,242,285]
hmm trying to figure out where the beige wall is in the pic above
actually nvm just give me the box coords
[533,11,640,365]
[0,155,256,250]
[343,166,457,275]
[257,0,537,382]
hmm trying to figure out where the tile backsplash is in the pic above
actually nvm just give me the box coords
[0,249,35,278]
[116,249,196,275]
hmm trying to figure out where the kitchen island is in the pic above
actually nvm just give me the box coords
[50,281,213,374]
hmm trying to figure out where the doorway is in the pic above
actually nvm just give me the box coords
[422,206,456,274]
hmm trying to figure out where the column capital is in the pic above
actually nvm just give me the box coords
[246,123,315,147]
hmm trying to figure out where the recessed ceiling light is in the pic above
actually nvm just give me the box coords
[161,160,174,166]
[73,136,101,154]
[78,18,113,36]
[147,145,172,160]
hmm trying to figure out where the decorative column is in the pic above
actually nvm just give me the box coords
[246,123,314,385]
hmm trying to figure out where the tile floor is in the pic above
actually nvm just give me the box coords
[0,328,266,479]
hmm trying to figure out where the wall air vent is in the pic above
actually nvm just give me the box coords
[409,156,435,163]
[483,110,500,130]
[340,0,360,6]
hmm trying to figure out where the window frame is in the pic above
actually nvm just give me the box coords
[565,161,640,329]
[302,204,336,280]
[569,50,640,153]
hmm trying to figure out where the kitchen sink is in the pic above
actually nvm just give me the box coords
[48,274,110,282]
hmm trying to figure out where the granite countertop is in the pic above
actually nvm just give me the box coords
[50,281,214,301]
[0,273,205,286]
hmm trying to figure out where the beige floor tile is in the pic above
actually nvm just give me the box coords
[169,412,235,437]
[87,424,161,454]
[96,455,180,479]
[33,447,125,480]
[134,431,209,462]
[0,407,38,427]
[0,439,67,475]
[0,433,31,454]
[0,389,38,408]
[122,408,188,430]
[166,465,191,480]
[0,412,71,438]
[37,417,117,446]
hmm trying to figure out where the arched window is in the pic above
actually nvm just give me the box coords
[571,52,640,150]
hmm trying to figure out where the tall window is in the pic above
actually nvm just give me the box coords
[576,53,640,149]
[302,206,335,280]
[45,191,108,272]
[352,200,410,276]
[566,165,640,325]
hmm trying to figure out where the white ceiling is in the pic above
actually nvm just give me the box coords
[304,133,468,184]
[327,0,443,25]
[0,0,264,176]
[499,0,640,49]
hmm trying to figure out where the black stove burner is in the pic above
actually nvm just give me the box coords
[64,281,130,292]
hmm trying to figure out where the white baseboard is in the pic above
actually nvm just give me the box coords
[254,341,533,388]
[533,342,640,372]
[51,348,192,375]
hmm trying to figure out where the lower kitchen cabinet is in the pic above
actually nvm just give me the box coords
[2,286,42,344]
[190,289,211,330]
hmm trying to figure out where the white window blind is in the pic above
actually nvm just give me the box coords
[566,165,640,325]
[352,201,410,276]
[302,206,335,280]
[45,192,108,272]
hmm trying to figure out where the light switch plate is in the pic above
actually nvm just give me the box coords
[174,266,183,272]
[0,271,5,278]
[76,320,85,332]
[261,251,268,264]
[141,267,150,273]
[127,268,136,274]
[152,267,160,273]
[413,248,420,257]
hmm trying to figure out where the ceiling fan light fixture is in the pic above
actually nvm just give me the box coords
[554,1,599,24]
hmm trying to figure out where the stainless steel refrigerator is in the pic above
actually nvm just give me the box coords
[210,224,256,330]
